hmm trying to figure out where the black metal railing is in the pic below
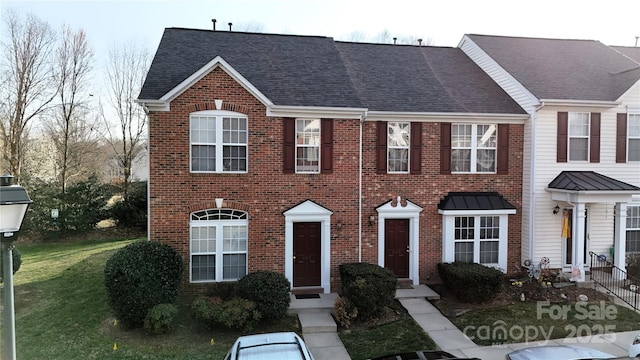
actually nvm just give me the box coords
[589,251,640,311]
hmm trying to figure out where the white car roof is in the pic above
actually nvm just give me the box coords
[507,345,613,360]
[227,332,312,360]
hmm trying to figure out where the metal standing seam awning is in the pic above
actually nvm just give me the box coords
[437,192,516,213]
[547,171,640,203]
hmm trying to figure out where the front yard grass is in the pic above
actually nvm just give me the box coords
[447,300,640,346]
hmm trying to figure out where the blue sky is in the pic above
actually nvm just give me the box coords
[2,0,639,95]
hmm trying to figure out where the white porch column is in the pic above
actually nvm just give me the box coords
[574,203,586,270]
[614,202,628,275]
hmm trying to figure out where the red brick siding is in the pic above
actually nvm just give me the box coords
[148,67,524,297]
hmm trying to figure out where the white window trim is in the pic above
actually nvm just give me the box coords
[190,217,248,283]
[568,112,590,162]
[628,113,640,162]
[189,110,248,174]
[387,122,410,174]
[295,118,321,174]
[451,123,497,174]
[627,205,640,253]
[441,209,514,272]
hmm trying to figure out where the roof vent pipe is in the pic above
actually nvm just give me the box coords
[228,22,233,31]
[418,38,422,46]
[393,37,397,45]
[212,19,216,31]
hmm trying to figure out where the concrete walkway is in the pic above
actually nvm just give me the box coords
[290,284,637,359]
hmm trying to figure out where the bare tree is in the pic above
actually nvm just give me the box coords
[101,41,150,195]
[0,10,56,181]
[46,25,97,192]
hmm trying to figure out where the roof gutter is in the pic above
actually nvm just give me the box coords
[365,110,528,123]
[537,99,620,108]
[267,105,368,119]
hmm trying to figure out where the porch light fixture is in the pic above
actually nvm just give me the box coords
[368,214,376,226]
[0,174,33,360]
[336,220,343,230]
[553,205,560,215]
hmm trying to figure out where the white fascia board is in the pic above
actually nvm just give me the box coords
[365,111,528,124]
[136,56,273,112]
[538,99,620,108]
[267,105,367,119]
[459,35,539,113]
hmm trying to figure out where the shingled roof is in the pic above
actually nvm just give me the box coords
[467,34,640,101]
[139,28,525,114]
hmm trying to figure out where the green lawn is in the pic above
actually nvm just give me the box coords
[10,238,299,359]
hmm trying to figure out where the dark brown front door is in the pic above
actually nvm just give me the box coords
[293,222,321,287]
[385,219,409,278]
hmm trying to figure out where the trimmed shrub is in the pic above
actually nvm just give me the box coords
[437,262,503,303]
[206,281,239,301]
[144,303,178,335]
[333,296,358,328]
[191,296,261,331]
[110,181,147,230]
[104,241,183,328]
[339,262,397,320]
[237,271,291,321]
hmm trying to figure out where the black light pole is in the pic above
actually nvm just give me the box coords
[0,174,32,360]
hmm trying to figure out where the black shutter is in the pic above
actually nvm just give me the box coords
[440,122,451,174]
[321,118,333,173]
[410,122,422,174]
[283,118,295,173]
[590,112,600,163]
[376,121,387,174]
[557,112,568,163]
[497,124,509,174]
[617,113,627,163]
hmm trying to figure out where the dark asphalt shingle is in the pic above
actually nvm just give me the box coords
[437,192,516,211]
[139,28,525,114]
[467,34,640,101]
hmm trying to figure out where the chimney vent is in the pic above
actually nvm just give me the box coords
[393,37,397,45]
[418,38,422,46]
[212,19,216,31]
[228,22,233,31]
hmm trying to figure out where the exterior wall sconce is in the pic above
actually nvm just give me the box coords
[336,220,343,230]
[368,215,376,226]
[553,205,560,215]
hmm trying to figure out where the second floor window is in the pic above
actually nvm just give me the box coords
[451,124,497,173]
[296,119,320,173]
[387,122,410,173]
[629,114,640,162]
[190,111,248,173]
[568,112,590,161]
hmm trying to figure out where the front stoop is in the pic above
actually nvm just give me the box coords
[298,311,337,333]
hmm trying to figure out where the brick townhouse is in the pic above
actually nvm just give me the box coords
[137,28,527,296]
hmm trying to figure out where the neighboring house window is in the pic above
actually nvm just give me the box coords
[451,124,497,173]
[557,112,600,163]
[568,112,590,161]
[629,114,640,162]
[387,122,410,173]
[627,206,640,253]
[190,209,248,282]
[376,121,422,174]
[295,119,320,173]
[283,118,333,173]
[453,216,500,264]
[190,111,248,173]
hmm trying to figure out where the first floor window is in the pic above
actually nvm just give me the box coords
[451,124,497,173]
[190,209,248,282]
[442,212,509,271]
[627,206,640,253]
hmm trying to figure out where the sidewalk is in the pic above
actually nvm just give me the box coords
[291,285,637,359]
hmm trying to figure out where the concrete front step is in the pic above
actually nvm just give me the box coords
[298,311,337,333]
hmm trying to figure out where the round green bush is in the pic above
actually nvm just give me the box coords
[237,271,291,321]
[144,303,178,335]
[104,241,183,328]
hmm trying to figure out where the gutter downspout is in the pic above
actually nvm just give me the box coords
[528,102,544,262]
[141,102,152,242]
[358,111,367,262]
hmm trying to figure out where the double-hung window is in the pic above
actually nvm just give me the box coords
[387,122,410,173]
[453,215,501,264]
[629,114,640,162]
[190,111,248,173]
[568,112,590,161]
[627,206,640,253]
[296,119,320,173]
[190,209,248,282]
[451,124,497,173]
